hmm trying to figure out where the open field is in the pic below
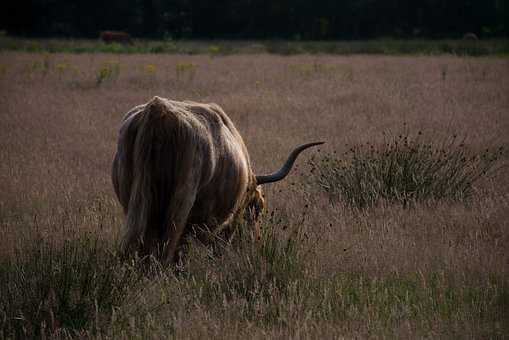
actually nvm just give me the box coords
[0,52,508,338]
[2,37,509,56]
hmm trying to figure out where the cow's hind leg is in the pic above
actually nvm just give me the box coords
[161,181,200,263]
[160,154,202,263]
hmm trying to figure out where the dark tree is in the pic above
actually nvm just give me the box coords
[1,0,507,39]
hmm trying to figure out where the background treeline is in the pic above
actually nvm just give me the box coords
[3,0,509,39]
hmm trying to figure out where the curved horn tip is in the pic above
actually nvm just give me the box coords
[255,140,326,185]
[298,141,326,151]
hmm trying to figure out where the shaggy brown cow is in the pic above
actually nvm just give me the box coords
[112,96,322,262]
[100,31,132,44]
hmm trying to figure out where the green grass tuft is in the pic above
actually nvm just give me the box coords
[95,60,120,85]
[0,236,140,338]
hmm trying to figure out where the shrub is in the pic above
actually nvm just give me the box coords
[308,132,504,208]
[55,62,81,82]
[175,62,198,82]
[96,60,120,85]
[208,45,221,55]
[144,63,156,75]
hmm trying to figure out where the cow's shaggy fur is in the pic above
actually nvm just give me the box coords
[112,97,264,261]
[113,97,321,262]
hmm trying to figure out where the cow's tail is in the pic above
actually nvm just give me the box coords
[122,96,202,262]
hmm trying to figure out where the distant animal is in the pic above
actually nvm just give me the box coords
[100,31,132,44]
[463,32,479,41]
[112,96,323,262]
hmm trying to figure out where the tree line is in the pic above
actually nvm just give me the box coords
[3,0,508,39]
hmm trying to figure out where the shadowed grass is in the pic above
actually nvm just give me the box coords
[0,236,141,338]
[2,213,507,338]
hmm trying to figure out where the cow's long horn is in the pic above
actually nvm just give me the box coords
[255,142,324,185]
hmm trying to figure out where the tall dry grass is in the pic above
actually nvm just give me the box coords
[0,52,508,338]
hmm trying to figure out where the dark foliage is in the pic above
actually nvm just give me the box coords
[2,0,508,39]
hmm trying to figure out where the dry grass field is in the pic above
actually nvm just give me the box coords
[0,51,508,339]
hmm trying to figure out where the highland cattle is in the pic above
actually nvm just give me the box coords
[112,96,322,262]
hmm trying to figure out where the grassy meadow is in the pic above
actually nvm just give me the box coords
[0,50,508,338]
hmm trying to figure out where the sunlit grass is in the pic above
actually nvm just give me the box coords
[0,52,507,339]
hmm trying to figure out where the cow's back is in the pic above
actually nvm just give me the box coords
[176,101,253,226]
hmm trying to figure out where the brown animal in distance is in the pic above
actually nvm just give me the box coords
[112,96,323,262]
[100,31,132,44]
[462,32,479,41]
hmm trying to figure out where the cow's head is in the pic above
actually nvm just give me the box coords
[244,142,324,238]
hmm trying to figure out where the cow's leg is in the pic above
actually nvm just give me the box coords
[160,158,202,263]
[161,189,198,263]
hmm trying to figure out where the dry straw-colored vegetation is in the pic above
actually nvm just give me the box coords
[0,51,508,339]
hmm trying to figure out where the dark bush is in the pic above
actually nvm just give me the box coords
[308,132,504,208]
